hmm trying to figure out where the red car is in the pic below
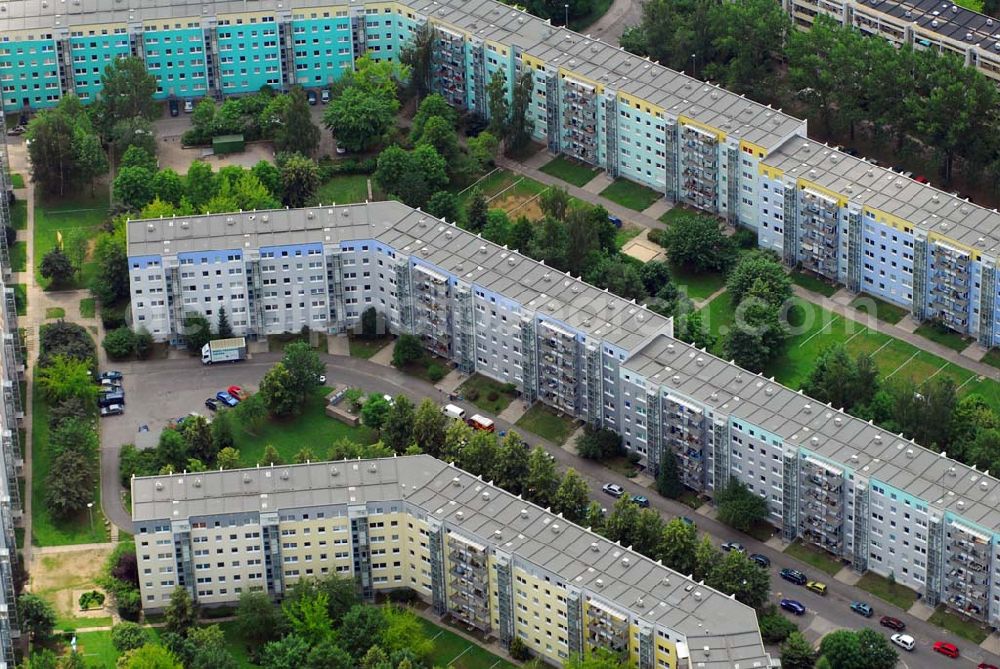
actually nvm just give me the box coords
[879,616,905,631]
[933,641,960,658]
[914,175,930,184]
[977,664,999,669]
[227,385,248,400]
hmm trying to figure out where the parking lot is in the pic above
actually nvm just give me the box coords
[99,353,292,451]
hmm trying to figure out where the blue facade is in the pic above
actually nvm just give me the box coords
[291,12,353,86]
[68,26,131,103]
[216,15,282,94]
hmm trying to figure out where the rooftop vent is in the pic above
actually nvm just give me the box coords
[621,557,630,567]
[482,491,490,500]
[456,511,464,520]
[591,542,600,552]
[280,469,289,480]
[552,524,561,534]
[595,578,604,588]
[155,481,163,491]
[330,466,339,476]
[452,477,462,487]
[803,403,812,414]
[906,448,915,458]
[520,508,529,518]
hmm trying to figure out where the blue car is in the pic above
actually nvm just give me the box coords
[632,495,650,508]
[216,390,238,407]
[780,599,806,616]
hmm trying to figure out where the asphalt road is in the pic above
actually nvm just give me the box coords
[100,352,1000,668]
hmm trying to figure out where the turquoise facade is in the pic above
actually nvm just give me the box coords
[291,12,353,86]
[216,16,282,94]
[142,23,209,99]
[68,28,131,103]
[0,34,60,112]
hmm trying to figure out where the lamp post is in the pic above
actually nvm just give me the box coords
[87,502,94,533]
[564,3,569,26]
[690,53,698,80]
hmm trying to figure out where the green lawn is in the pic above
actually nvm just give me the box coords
[515,403,576,445]
[79,298,96,319]
[671,263,727,302]
[458,374,517,414]
[34,192,109,289]
[784,540,843,576]
[10,200,27,230]
[789,269,839,297]
[456,169,549,218]
[927,605,990,644]
[65,623,251,669]
[982,348,1000,371]
[698,291,1000,412]
[9,241,26,272]
[539,155,601,187]
[416,616,516,669]
[849,293,909,325]
[233,385,377,466]
[348,335,392,359]
[214,621,261,669]
[914,321,974,353]
[659,206,719,227]
[456,169,519,206]
[614,226,641,249]
[855,572,919,611]
[45,307,65,319]
[9,173,25,189]
[312,174,370,205]
[31,368,108,546]
[13,284,26,316]
[599,179,661,211]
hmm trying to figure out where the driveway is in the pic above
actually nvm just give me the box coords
[102,352,1000,668]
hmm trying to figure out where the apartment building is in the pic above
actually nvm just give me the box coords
[781,0,1000,84]
[9,0,1000,343]
[130,200,1000,628]
[0,119,25,669]
[131,454,778,668]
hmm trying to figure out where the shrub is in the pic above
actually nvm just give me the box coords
[78,591,106,610]
[576,427,622,460]
[111,622,148,653]
[465,388,480,401]
[100,304,129,330]
[134,328,154,360]
[647,228,668,247]
[759,607,797,643]
[486,390,499,402]
[733,227,758,249]
[509,637,532,661]
[427,363,446,383]
[102,327,137,360]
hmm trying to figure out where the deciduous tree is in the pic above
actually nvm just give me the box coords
[40,248,76,287]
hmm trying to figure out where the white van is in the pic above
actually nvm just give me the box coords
[442,404,466,420]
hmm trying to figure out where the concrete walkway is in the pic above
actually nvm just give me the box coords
[497,155,668,230]
[792,284,1000,382]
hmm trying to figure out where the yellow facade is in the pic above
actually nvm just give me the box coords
[798,178,848,208]
[678,115,725,141]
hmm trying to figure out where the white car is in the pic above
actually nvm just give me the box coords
[890,633,915,652]
[602,483,625,498]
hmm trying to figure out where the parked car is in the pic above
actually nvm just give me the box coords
[977,663,1000,669]
[890,634,915,652]
[879,616,906,631]
[98,391,125,408]
[780,568,807,585]
[183,99,194,113]
[100,370,123,382]
[914,174,930,184]
[602,483,625,498]
[780,599,805,616]
[933,641,960,659]
[849,601,873,617]
[307,90,318,105]
[205,398,219,412]
[680,516,695,526]
[721,541,745,554]
[227,385,248,400]
[335,143,347,155]
[216,391,239,407]
[5,125,25,136]
[99,404,123,417]
[749,553,770,568]
[321,89,331,103]
[607,214,623,229]
[805,581,827,596]
[168,99,179,117]
[631,495,650,508]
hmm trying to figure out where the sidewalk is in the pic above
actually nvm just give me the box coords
[792,284,1000,382]
[497,154,668,230]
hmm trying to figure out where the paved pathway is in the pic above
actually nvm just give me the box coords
[792,284,1000,382]
[6,138,111,561]
[497,155,667,230]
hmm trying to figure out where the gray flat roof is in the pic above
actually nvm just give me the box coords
[626,335,1000,532]
[131,454,772,668]
[854,0,1000,52]
[0,0,805,150]
[763,137,1000,254]
[127,201,672,351]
